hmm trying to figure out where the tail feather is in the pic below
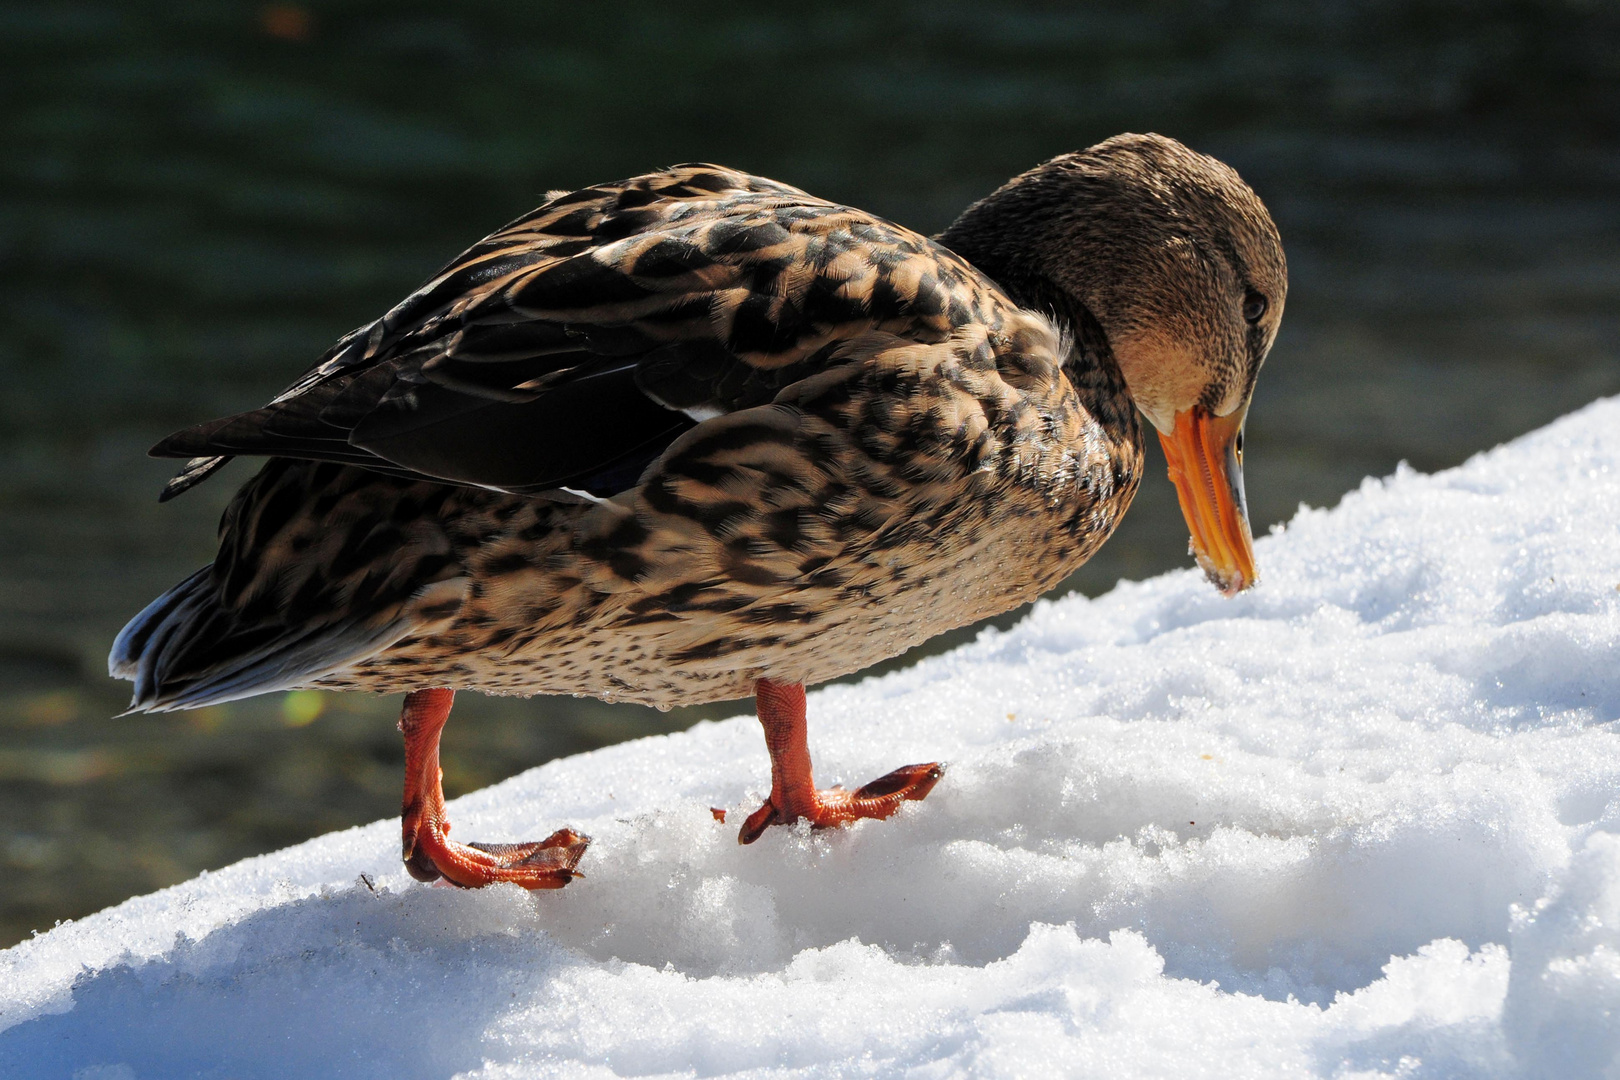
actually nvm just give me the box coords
[109,564,421,713]
[108,567,211,686]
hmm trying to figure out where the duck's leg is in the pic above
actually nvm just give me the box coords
[398,688,588,888]
[738,678,943,845]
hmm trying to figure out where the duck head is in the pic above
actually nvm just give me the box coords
[941,133,1287,595]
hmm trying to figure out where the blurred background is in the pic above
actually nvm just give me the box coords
[2,0,1617,947]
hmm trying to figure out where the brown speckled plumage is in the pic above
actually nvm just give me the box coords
[109,133,1287,883]
[112,132,1282,727]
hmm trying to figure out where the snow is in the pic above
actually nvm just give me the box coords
[3,397,1619,1080]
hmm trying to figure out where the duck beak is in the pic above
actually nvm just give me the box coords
[1158,405,1257,596]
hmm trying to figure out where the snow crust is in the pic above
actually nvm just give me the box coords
[3,397,1619,1079]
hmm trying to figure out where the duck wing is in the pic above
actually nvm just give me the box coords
[153,164,973,500]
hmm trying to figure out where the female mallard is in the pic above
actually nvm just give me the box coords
[111,133,1285,889]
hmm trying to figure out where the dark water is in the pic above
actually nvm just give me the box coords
[2,1,1617,946]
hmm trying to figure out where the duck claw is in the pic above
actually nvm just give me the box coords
[396,690,589,890]
[737,762,944,845]
[408,826,590,890]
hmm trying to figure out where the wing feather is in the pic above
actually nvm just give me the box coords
[152,163,999,499]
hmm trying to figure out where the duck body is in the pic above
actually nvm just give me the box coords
[117,165,1142,711]
[112,135,1284,886]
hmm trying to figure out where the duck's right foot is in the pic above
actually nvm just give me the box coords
[397,687,589,889]
[403,822,588,890]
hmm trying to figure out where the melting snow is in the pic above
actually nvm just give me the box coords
[3,397,1619,1079]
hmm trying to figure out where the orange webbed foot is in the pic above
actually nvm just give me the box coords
[397,688,589,890]
[737,761,943,844]
[737,678,944,845]
[403,822,588,890]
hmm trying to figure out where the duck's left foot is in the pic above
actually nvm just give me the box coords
[398,688,589,889]
[737,762,944,844]
[737,678,943,845]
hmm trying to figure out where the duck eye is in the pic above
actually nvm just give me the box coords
[1242,291,1268,324]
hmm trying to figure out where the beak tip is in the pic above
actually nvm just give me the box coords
[1194,551,1258,597]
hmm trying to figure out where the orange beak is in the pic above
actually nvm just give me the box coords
[1158,405,1258,596]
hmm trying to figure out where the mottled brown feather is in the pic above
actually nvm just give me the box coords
[116,135,1287,713]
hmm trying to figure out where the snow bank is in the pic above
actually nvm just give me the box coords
[3,398,1619,1080]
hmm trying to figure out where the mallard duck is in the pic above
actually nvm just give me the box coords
[110,133,1285,889]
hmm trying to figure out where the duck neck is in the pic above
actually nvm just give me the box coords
[939,215,1139,445]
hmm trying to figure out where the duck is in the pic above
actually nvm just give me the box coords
[109,133,1286,890]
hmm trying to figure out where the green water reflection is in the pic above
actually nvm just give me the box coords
[2,1,1617,946]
